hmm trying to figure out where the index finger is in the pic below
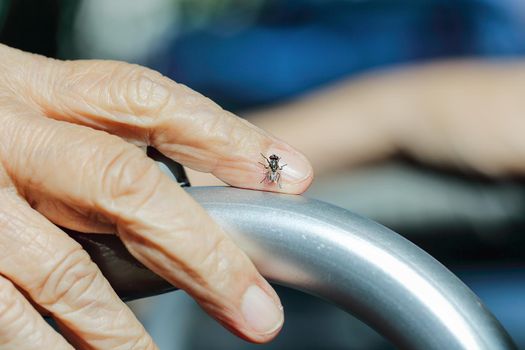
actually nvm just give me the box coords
[4,46,313,193]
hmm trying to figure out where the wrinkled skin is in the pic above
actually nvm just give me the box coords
[0,44,313,349]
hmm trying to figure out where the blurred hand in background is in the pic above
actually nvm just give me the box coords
[247,60,525,177]
[190,60,525,185]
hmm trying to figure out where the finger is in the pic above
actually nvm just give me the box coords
[4,45,312,194]
[1,115,284,343]
[0,275,72,350]
[0,188,156,349]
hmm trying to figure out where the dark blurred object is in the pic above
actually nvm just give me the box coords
[308,160,525,265]
[147,146,191,187]
[0,0,60,56]
[68,230,175,300]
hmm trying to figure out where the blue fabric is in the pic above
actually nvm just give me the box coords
[150,0,525,109]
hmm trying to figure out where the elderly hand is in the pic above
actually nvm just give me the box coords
[0,44,313,349]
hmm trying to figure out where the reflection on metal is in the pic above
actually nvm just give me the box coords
[72,187,516,350]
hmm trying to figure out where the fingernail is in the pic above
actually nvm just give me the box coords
[241,285,284,334]
[266,147,312,183]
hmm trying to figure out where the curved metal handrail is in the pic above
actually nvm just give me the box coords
[71,187,516,350]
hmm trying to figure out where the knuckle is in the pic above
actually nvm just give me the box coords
[199,235,230,274]
[191,233,242,291]
[33,245,99,308]
[100,144,162,210]
[60,60,171,124]
[121,64,171,117]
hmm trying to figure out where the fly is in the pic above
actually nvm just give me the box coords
[259,153,287,188]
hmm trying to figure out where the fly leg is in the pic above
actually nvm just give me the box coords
[278,165,286,188]
[260,172,269,184]
[260,153,272,167]
[259,154,271,184]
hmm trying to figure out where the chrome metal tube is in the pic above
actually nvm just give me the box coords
[72,187,516,350]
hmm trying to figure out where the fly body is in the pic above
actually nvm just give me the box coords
[259,154,287,188]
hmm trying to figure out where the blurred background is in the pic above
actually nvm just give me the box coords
[1,0,525,349]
